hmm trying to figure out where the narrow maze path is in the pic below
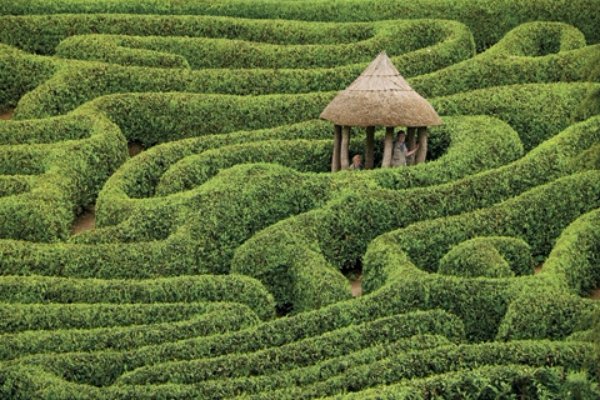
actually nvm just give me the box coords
[70,141,145,235]
[0,108,14,120]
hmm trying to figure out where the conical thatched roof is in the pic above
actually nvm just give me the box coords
[320,52,442,127]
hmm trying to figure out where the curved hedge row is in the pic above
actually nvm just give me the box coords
[154,115,521,196]
[243,341,594,399]
[0,14,376,54]
[10,22,592,119]
[0,303,258,361]
[53,19,465,70]
[10,309,463,387]
[438,236,534,278]
[0,3,598,397]
[0,274,275,319]
[331,365,600,400]
[1,0,597,50]
[232,116,600,315]
[0,301,233,333]
[116,311,463,385]
[0,112,127,241]
[89,82,592,230]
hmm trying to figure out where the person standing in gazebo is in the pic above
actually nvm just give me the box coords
[348,154,364,170]
[391,130,419,167]
[320,51,442,171]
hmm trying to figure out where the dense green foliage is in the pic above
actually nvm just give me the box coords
[0,0,598,398]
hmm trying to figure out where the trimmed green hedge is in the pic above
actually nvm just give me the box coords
[109,335,451,399]
[541,208,600,296]
[0,302,233,333]
[237,341,594,399]
[496,208,600,341]
[0,303,258,361]
[13,309,463,387]
[232,116,600,318]
[11,22,593,120]
[0,112,127,241]
[362,170,600,340]
[0,14,376,55]
[116,311,463,385]
[438,236,534,278]
[332,365,600,400]
[0,44,56,111]
[1,0,597,50]
[52,19,464,70]
[0,274,275,320]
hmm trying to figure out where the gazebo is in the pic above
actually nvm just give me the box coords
[320,51,442,171]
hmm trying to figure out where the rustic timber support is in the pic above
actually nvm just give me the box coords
[381,126,395,168]
[415,126,428,164]
[340,125,351,169]
[331,124,342,172]
[365,126,375,169]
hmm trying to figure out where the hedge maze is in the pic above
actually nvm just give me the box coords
[0,0,599,398]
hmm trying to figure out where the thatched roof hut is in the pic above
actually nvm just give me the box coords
[321,52,442,170]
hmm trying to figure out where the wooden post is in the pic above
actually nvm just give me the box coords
[406,127,417,165]
[415,126,428,164]
[381,126,394,168]
[331,124,341,172]
[340,126,351,169]
[365,126,375,170]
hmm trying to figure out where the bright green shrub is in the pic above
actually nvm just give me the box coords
[0,14,376,54]
[116,311,463,385]
[0,112,127,241]
[1,0,597,49]
[110,335,451,399]
[0,44,56,110]
[439,236,533,278]
[52,20,464,69]
[0,302,228,333]
[542,208,600,296]
[0,303,258,360]
[496,286,596,341]
[242,341,594,399]
[11,23,593,120]
[14,309,463,387]
[0,274,275,320]
[439,241,514,278]
[334,365,599,400]
[233,116,600,318]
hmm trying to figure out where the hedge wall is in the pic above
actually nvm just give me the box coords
[1,0,597,49]
[0,274,275,320]
[51,19,466,70]
[0,302,258,361]
[12,309,463,387]
[232,116,600,317]
[0,112,127,241]
[333,365,600,400]
[10,23,594,119]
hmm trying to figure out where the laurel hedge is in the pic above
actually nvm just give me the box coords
[232,116,600,317]
[52,19,469,70]
[11,309,463,387]
[0,274,275,319]
[0,112,127,241]
[116,311,463,385]
[331,365,600,400]
[0,302,258,361]
[10,23,594,120]
[244,341,594,399]
[438,236,534,278]
[1,0,597,50]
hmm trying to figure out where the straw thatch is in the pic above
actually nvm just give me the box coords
[320,52,442,127]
